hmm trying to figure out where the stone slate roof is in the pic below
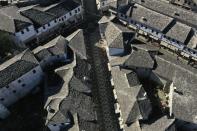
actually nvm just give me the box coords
[124,3,173,32]
[21,8,56,26]
[33,35,67,60]
[111,66,142,124]
[0,50,39,88]
[132,0,197,28]
[153,52,197,123]
[66,29,87,60]
[46,0,79,17]
[124,50,154,69]
[141,116,175,131]
[165,22,191,43]
[0,6,32,33]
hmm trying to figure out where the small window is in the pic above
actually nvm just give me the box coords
[62,18,64,21]
[21,30,24,34]
[75,10,77,13]
[26,28,29,31]
[22,84,26,87]
[141,0,145,2]
[6,86,9,88]
[0,98,4,101]
[43,26,46,29]
[53,124,57,126]
[142,17,147,22]
[54,19,57,23]
[48,23,50,26]
[78,8,80,11]
[64,16,67,19]
[69,12,72,16]
[18,80,21,83]
[13,90,16,93]
[174,13,180,16]
[33,70,36,74]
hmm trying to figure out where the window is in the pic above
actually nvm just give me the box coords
[69,12,72,16]
[6,86,9,88]
[33,70,36,74]
[21,30,24,34]
[0,98,4,101]
[26,28,29,31]
[62,18,64,21]
[13,90,16,93]
[142,17,147,22]
[54,19,57,23]
[64,16,66,19]
[18,80,21,83]
[43,26,46,29]
[78,8,80,12]
[48,23,50,26]
[174,13,180,16]
[75,10,78,13]
[141,0,145,2]
[22,84,26,87]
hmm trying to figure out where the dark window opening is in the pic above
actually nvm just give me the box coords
[78,8,80,11]
[33,70,36,74]
[69,12,72,16]
[26,28,29,31]
[75,10,77,13]
[22,84,26,87]
[21,30,24,34]
[142,17,147,22]
[174,13,180,16]
[48,23,50,26]
[54,20,57,23]
[43,26,46,29]
[13,90,16,93]
[18,80,21,83]
[0,98,4,101]
[6,86,9,88]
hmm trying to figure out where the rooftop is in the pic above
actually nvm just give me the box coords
[165,22,192,44]
[123,3,173,32]
[21,8,56,26]
[0,6,32,33]
[132,0,197,28]
[0,50,39,88]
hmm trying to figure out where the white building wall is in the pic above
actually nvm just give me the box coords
[13,5,83,47]
[0,65,43,107]
[15,25,37,45]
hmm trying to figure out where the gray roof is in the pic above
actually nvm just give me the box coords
[165,22,191,43]
[141,116,175,131]
[104,22,123,48]
[33,35,67,60]
[69,76,91,94]
[124,50,154,69]
[124,3,173,32]
[0,49,39,88]
[153,52,197,123]
[0,6,32,33]
[132,0,197,28]
[45,0,79,17]
[21,8,56,26]
[66,29,87,60]
[111,66,141,124]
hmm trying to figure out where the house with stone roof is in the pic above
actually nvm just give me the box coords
[99,16,135,56]
[20,0,82,43]
[0,49,44,119]
[33,35,71,70]
[0,6,36,47]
